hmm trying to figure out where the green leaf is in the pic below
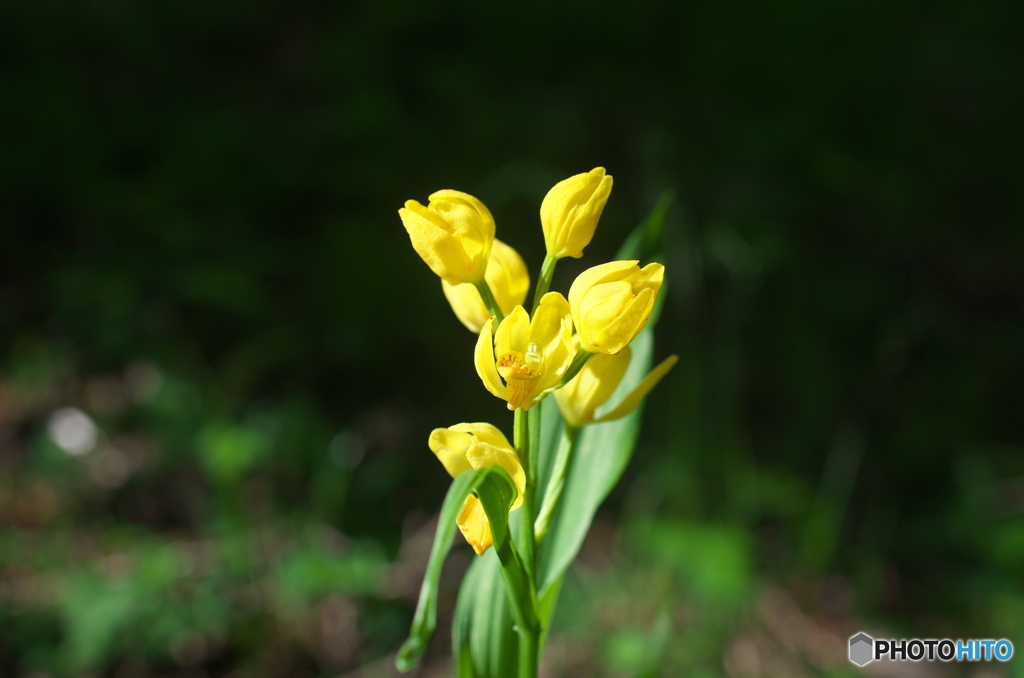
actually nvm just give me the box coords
[536,570,564,643]
[537,327,654,595]
[617,190,673,263]
[453,550,518,678]
[534,395,565,498]
[396,466,520,672]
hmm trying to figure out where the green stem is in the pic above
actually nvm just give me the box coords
[476,279,505,324]
[531,253,558,313]
[527,405,540,507]
[513,409,537,587]
[518,624,539,678]
[513,407,540,676]
[534,425,578,539]
[514,409,530,487]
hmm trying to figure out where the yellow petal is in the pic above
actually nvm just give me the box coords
[429,190,496,244]
[399,204,476,285]
[592,286,655,354]
[494,305,530,361]
[442,280,487,333]
[578,281,632,337]
[465,441,526,510]
[530,292,571,359]
[636,262,665,290]
[487,239,530,316]
[537,314,574,394]
[427,190,495,268]
[440,239,530,333]
[402,200,453,233]
[399,189,497,285]
[427,428,476,478]
[569,261,665,354]
[474,318,507,401]
[594,354,678,423]
[512,293,573,399]
[568,260,639,323]
[449,422,513,451]
[457,495,493,555]
[541,168,614,259]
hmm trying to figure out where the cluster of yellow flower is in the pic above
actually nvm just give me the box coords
[399,168,676,555]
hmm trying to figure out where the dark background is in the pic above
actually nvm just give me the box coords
[2,1,1022,676]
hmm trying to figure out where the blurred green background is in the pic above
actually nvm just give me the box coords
[2,0,1022,676]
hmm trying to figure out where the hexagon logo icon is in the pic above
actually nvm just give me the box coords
[849,632,874,666]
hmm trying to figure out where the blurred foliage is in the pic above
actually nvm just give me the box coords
[1,0,1022,676]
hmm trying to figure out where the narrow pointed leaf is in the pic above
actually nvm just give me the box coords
[616,190,672,263]
[396,466,518,671]
[537,327,654,595]
[453,550,518,678]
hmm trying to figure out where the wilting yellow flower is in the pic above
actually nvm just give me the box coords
[541,167,613,259]
[555,342,679,428]
[441,239,530,333]
[568,260,664,354]
[428,423,526,555]
[475,293,574,410]
[398,190,495,285]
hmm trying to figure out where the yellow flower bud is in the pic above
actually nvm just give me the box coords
[540,167,613,259]
[398,189,495,285]
[428,422,526,555]
[441,239,530,333]
[568,260,664,354]
[474,293,574,410]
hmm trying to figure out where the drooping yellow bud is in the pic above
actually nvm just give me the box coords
[568,260,664,354]
[541,167,613,259]
[555,342,678,427]
[474,293,574,411]
[441,239,530,333]
[427,422,526,555]
[555,344,632,427]
[398,189,495,285]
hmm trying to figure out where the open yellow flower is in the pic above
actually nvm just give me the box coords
[441,239,529,333]
[555,342,679,428]
[475,293,574,410]
[541,167,613,259]
[568,260,664,354]
[399,190,495,285]
[428,423,526,555]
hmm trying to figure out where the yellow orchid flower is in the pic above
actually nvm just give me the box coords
[441,239,530,333]
[398,189,495,285]
[555,342,679,428]
[475,293,574,411]
[541,167,613,259]
[428,423,526,555]
[568,260,665,354]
